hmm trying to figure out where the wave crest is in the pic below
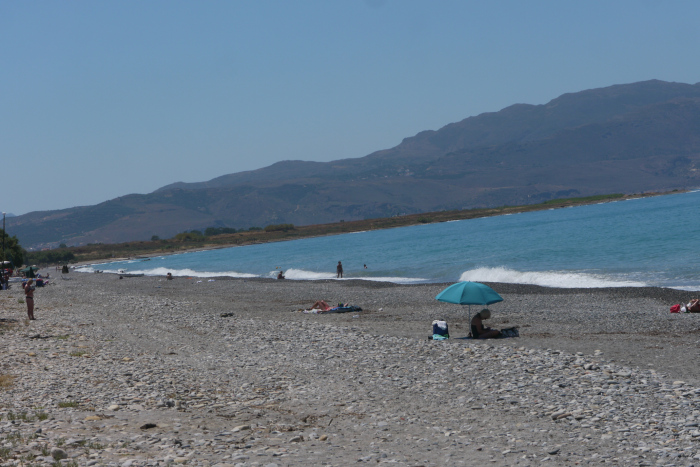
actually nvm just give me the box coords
[459,267,647,288]
[77,266,257,278]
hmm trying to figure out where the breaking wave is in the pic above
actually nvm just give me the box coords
[75,265,257,278]
[459,267,647,288]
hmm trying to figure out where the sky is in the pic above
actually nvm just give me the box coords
[2,1,700,216]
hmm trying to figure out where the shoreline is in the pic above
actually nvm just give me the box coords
[74,265,700,294]
[3,274,700,465]
[61,189,691,265]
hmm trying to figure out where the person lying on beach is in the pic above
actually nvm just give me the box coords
[687,299,700,313]
[471,309,501,339]
[312,300,332,311]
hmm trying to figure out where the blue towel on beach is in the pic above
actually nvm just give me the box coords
[327,305,362,313]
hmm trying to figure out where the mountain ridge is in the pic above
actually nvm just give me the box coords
[8,79,700,249]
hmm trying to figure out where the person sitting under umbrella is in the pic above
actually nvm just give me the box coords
[471,309,501,339]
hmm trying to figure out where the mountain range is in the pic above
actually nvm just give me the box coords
[9,79,700,249]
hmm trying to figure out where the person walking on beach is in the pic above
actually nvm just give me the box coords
[23,279,36,320]
[336,261,343,278]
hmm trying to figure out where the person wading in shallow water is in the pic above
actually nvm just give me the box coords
[23,279,36,320]
[337,261,343,278]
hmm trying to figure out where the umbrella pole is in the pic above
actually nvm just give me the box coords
[468,305,472,337]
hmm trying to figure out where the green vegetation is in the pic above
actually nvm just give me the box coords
[542,193,625,204]
[0,228,24,268]
[205,226,237,236]
[264,223,295,232]
[173,230,205,242]
[25,249,75,266]
[57,401,79,408]
[39,191,667,264]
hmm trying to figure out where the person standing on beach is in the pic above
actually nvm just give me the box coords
[337,261,343,278]
[23,279,35,320]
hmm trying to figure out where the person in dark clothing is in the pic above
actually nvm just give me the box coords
[470,309,501,339]
[336,261,343,278]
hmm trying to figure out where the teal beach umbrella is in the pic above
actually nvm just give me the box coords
[435,281,503,336]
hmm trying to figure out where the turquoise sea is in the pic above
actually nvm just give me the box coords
[80,190,700,291]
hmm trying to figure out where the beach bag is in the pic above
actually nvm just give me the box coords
[670,304,681,313]
[432,320,449,340]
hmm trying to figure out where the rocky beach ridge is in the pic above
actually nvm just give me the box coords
[2,273,700,466]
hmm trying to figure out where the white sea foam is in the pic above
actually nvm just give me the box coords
[280,269,337,280]
[358,276,427,284]
[669,286,700,292]
[74,266,95,273]
[459,267,647,288]
[267,268,426,284]
[81,266,257,278]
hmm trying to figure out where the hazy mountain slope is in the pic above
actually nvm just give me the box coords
[158,79,700,190]
[9,80,700,249]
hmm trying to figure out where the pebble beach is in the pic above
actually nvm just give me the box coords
[2,273,700,466]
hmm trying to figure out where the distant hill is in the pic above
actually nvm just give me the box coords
[9,79,700,249]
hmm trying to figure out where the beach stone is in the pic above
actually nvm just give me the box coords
[2,271,700,466]
[50,447,67,459]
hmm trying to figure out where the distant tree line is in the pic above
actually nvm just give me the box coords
[167,224,293,242]
[264,223,295,232]
[25,249,75,266]
[204,227,237,236]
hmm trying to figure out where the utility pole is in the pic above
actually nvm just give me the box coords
[1,212,5,266]
[1,212,5,288]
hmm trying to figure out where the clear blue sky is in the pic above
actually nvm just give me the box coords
[2,0,699,216]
